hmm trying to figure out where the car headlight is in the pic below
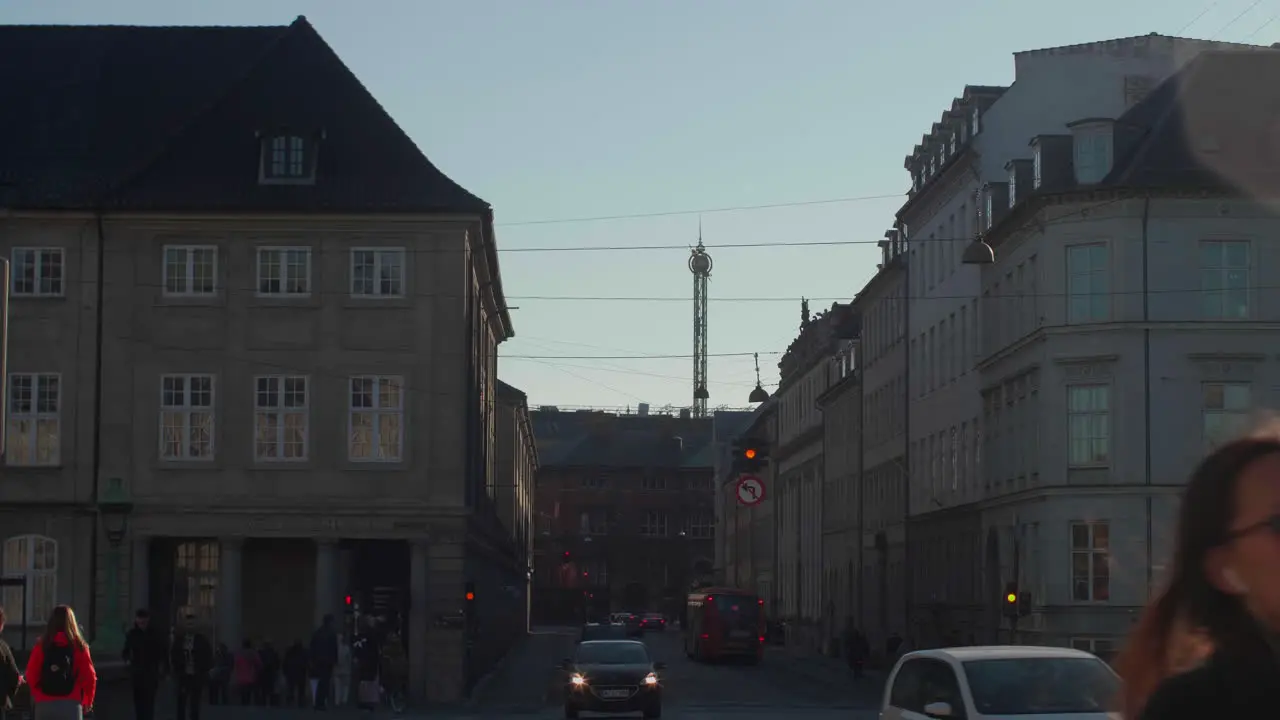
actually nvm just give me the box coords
[644,673,658,685]
[570,674,586,686]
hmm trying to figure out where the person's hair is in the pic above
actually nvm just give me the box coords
[43,605,88,652]
[1114,436,1280,717]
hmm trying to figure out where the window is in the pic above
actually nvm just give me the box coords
[11,248,64,297]
[1067,385,1110,466]
[1074,127,1113,184]
[1203,382,1251,448]
[971,107,981,135]
[1071,522,1110,601]
[262,135,310,180]
[1200,240,1249,319]
[254,376,308,461]
[6,373,60,466]
[160,375,215,460]
[1007,167,1017,207]
[1070,637,1116,660]
[579,560,608,586]
[348,375,404,462]
[1032,146,1042,189]
[1066,244,1110,323]
[687,511,715,539]
[350,248,405,297]
[162,246,217,296]
[984,191,993,230]
[640,510,668,537]
[256,247,311,296]
[642,474,666,490]
[579,509,609,535]
[580,475,605,489]
[1,535,57,627]
[174,541,218,626]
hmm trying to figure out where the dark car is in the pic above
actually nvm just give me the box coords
[579,622,629,643]
[563,640,664,719]
[614,612,643,637]
[638,612,666,632]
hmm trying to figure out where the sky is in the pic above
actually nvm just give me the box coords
[5,0,1274,410]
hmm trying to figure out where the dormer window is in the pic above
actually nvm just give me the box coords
[1008,166,1017,209]
[1071,120,1114,185]
[930,157,937,176]
[950,132,958,156]
[260,133,316,184]
[984,190,994,230]
[1033,146,1043,189]
[971,107,981,136]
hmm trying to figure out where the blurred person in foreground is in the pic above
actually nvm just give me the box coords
[24,605,96,720]
[0,606,24,720]
[1116,434,1280,718]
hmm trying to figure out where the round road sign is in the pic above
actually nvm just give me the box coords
[735,474,766,506]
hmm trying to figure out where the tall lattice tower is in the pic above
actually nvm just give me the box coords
[688,227,712,417]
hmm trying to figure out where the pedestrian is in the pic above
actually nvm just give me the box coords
[0,606,25,720]
[206,643,231,705]
[308,615,339,710]
[333,633,352,707]
[281,640,308,708]
[352,621,382,710]
[24,605,97,720]
[232,639,260,705]
[257,639,280,706]
[1115,436,1280,719]
[122,609,166,720]
[168,614,212,720]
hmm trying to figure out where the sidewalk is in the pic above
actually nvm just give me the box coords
[766,644,888,690]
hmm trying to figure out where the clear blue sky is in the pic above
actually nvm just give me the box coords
[6,0,1273,409]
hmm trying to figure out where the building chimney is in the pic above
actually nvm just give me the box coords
[638,403,650,417]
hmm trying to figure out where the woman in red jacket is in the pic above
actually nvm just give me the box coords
[25,606,97,719]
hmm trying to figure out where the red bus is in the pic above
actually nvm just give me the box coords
[684,587,764,663]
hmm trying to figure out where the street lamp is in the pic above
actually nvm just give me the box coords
[96,477,133,654]
[961,239,996,265]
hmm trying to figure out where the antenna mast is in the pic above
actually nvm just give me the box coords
[689,220,712,417]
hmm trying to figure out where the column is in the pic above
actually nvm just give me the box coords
[217,537,243,647]
[407,540,429,705]
[130,536,150,616]
[425,540,466,704]
[314,538,338,628]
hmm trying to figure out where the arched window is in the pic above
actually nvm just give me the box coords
[2,535,58,626]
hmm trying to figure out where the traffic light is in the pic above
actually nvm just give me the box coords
[1003,582,1019,618]
[1018,591,1032,617]
[562,551,571,562]
[731,437,770,473]
[344,595,352,607]
[464,581,476,603]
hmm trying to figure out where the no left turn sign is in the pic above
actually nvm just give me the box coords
[736,474,766,506]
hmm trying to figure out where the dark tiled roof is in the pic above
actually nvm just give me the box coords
[531,410,714,469]
[496,379,527,401]
[0,17,489,214]
[1104,50,1280,191]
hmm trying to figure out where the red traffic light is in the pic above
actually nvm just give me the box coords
[744,448,757,459]
[465,591,475,601]
[563,551,570,559]
[344,595,352,606]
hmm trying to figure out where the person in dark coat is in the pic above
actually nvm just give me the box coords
[281,641,308,708]
[256,640,280,706]
[122,609,167,720]
[308,615,339,710]
[169,615,213,720]
[0,606,24,720]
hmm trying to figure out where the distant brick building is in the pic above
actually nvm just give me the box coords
[530,408,718,624]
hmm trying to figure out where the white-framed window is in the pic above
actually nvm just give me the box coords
[174,540,219,626]
[984,191,994,230]
[11,248,65,297]
[1067,384,1110,466]
[1032,146,1042,189]
[1070,522,1110,602]
[1007,167,1017,207]
[1066,243,1110,323]
[159,375,215,461]
[971,106,981,135]
[162,245,217,296]
[6,373,61,466]
[350,248,405,297]
[1200,240,1249,319]
[1203,382,1252,448]
[262,135,310,180]
[578,509,609,535]
[254,376,308,461]
[1073,128,1114,185]
[1070,637,1116,660]
[255,247,311,296]
[1,535,58,626]
[640,510,668,537]
[348,375,404,462]
[687,512,715,539]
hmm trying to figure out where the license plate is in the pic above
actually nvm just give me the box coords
[600,689,630,699]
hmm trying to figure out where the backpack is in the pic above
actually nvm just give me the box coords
[39,643,76,696]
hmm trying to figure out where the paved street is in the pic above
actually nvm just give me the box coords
[90,628,882,719]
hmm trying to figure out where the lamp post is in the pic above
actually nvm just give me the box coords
[96,476,133,655]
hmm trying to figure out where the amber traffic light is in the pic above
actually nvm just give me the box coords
[744,448,757,459]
